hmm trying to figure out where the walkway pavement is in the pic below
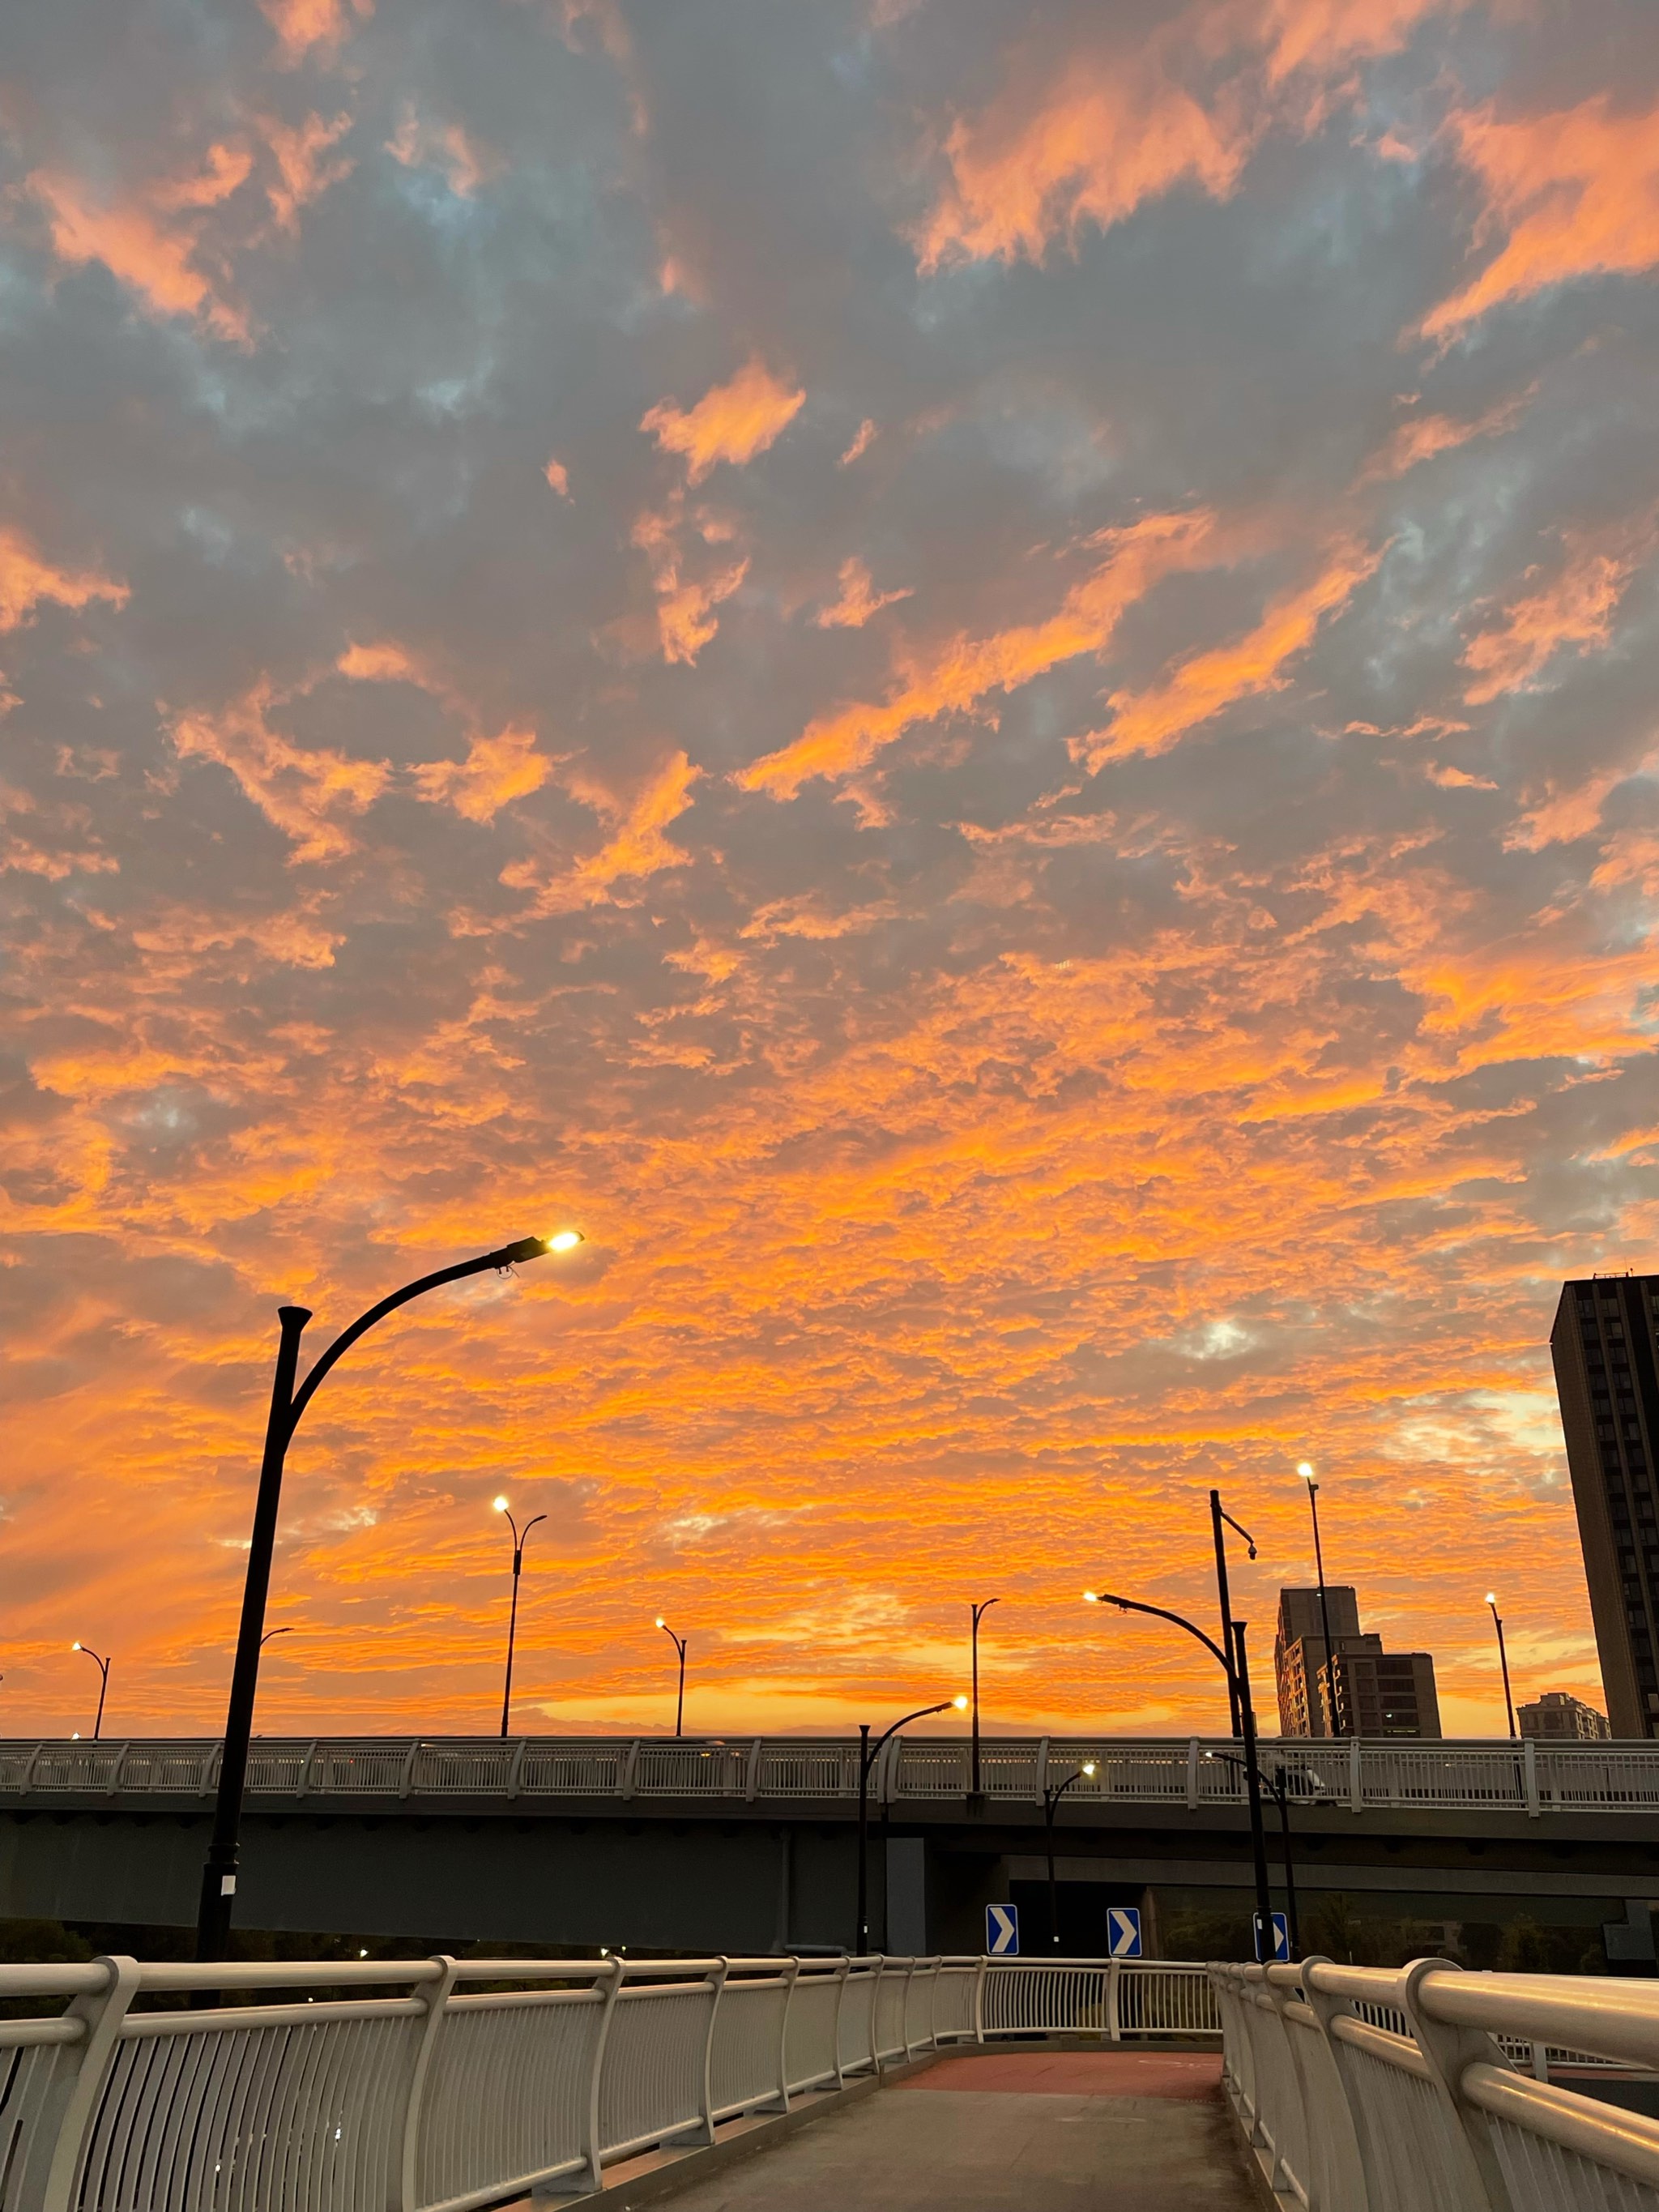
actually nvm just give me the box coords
[658,2051,1259,2211]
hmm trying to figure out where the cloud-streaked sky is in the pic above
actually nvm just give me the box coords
[2,0,1656,1743]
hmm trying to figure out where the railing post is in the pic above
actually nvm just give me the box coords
[745,1738,763,1801]
[399,1740,420,1798]
[620,1740,641,1800]
[972,1954,988,2045]
[1033,1736,1049,1805]
[1186,1738,1201,1809]
[1348,1736,1363,1813]
[902,1956,919,2059]
[696,1959,729,2144]
[398,1956,458,2212]
[506,1739,527,1800]
[1398,1958,1516,2212]
[41,1954,141,2212]
[830,1956,850,2085]
[297,1737,319,1797]
[582,1958,625,2189]
[1521,1738,1539,1817]
[1297,1957,1376,2212]
[1105,1958,1122,2044]
[774,1957,800,2111]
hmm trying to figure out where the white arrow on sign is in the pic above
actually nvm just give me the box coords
[987,1904,1018,1954]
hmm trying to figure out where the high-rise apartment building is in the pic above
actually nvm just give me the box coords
[1517,1691,1610,1742]
[1550,1275,1659,1737]
[1273,1586,1441,1739]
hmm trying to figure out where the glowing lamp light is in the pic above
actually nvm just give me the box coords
[1081,1761,1098,1778]
[1082,1591,1100,1604]
[655,1616,666,1629]
[1297,1461,1315,1481]
[71,1642,82,1652]
[1485,1592,1497,1606]
[493,1496,510,1514]
[546,1230,584,1253]
[953,1695,969,1710]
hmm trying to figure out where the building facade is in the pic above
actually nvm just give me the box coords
[1273,1586,1441,1739]
[1517,1690,1610,1742]
[1550,1275,1659,1739]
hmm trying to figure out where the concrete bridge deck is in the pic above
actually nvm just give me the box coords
[650,2052,1256,2212]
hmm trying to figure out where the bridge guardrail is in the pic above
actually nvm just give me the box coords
[2,1735,1657,1814]
[0,1954,1205,2212]
[1215,1956,1659,2209]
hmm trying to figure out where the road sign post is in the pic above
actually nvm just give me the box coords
[986,1902,1020,1956]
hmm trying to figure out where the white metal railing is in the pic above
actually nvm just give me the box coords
[1215,1956,1659,2210]
[3,1735,1655,1814]
[0,1954,1202,2212]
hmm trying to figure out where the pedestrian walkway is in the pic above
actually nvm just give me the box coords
[657,2050,1259,2212]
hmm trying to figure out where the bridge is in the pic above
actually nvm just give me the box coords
[6,1734,1659,1952]
[0,1947,1650,2210]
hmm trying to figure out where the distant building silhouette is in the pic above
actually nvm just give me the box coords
[1517,1690,1610,1742]
[1550,1276,1659,1738]
[1274,1586,1440,1739]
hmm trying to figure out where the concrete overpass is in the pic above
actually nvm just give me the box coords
[4,1733,1658,1951]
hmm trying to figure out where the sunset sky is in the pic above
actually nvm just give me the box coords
[2,0,1657,1744]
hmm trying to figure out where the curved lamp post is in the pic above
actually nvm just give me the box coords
[655,1619,689,1737]
[71,1643,110,1740]
[1085,1588,1274,1958]
[495,1500,547,1738]
[1486,1593,1517,1739]
[857,1696,967,1954]
[970,1599,1000,1795]
[1043,1758,1096,1949]
[1209,1492,1257,1739]
[1298,1461,1341,1737]
[195,1227,585,1961]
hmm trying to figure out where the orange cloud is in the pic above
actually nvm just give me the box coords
[1461,515,1655,705]
[413,726,550,823]
[1355,387,1533,484]
[1258,0,1462,87]
[149,143,254,213]
[168,681,390,863]
[1079,537,1381,770]
[839,419,877,467]
[812,556,913,630]
[501,750,700,912]
[545,457,571,497]
[640,357,805,484]
[262,0,372,66]
[261,111,355,233]
[914,53,1251,272]
[0,526,128,633]
[386,107,496,197]
[741,510,1218,800]
[1423,93,1659,339]
[25,169,247,342]
[632,503,748,666]
[337,640,422,683]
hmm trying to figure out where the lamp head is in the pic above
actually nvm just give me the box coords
[1297,1461,1315,1482]
[655,1616,666,1629]
[1081,1760,1097,1777]
[546,1229,583,1254]
[952,1695,968,1711]
[72,1642,81,1652]
[493,1497,510,1514]
[1082,1590,1099,1604]
[1486,1591,1497,1607]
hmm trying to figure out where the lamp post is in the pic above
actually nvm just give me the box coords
[1209,1491,1257,1739]
[194,1227,585,1962]
[970,1599,999,1795]
[1085,1589,1273,1958]
[1209,1751,1319,1959]
[71,1643,109,1740]
[1486,1593,1517,1739]
[1043,1760,1097,1950]
[856,1696,967,1954]
[1298,1462,1341,1737]
[495,1500,546,1738]
[656,1619,688,1737]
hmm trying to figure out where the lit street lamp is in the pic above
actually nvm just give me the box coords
[857,1696,967,1954]
[969,1599,999,1795]
[71,1643,110,1740]
[1085,1588,1274,1958]
[1298,1462,1341,1737]
[656,1619,689,1737]
[496,1500,547,1738]
[1486,1593,1517,1739]
[1043,1759,1097,1949]
[1209,1491,1257,1738]
[195,1226,585,1962]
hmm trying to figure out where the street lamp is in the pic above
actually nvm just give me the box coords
[260,1626,295,1649]
[969,1599,999,1795]
[1209,1492,1257,1739]
[1043,1759,1097,1950]
[856,1696,968,1954]
[495,1500,547,1738]
[1486,1594,1517,1739]
[1085,1589,1274,1959]
[1298,1462,1341,1738]
[656,1619,688,1737]
[1208,1751,1320,1959]
[195,1227,585,1962]
[71,1643,110,1740]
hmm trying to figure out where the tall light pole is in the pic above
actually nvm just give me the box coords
[1043,1760,1096,1949]
[495,1500,546,1737]
[970,1599,999,1795]
[1209,1750,1316,1959]
[194,1226,585,1962]
[1299,1462,1341,1737]
[656,1619,688,1737]
[71,1643,109,1740]
[1085,1589,1273,1958]
[856,1696,967,1953]
[1210,1491,1257,1739]
[1486,1593,1517,1739]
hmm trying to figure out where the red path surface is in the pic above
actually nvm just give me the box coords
[896,2051,1225,2101]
